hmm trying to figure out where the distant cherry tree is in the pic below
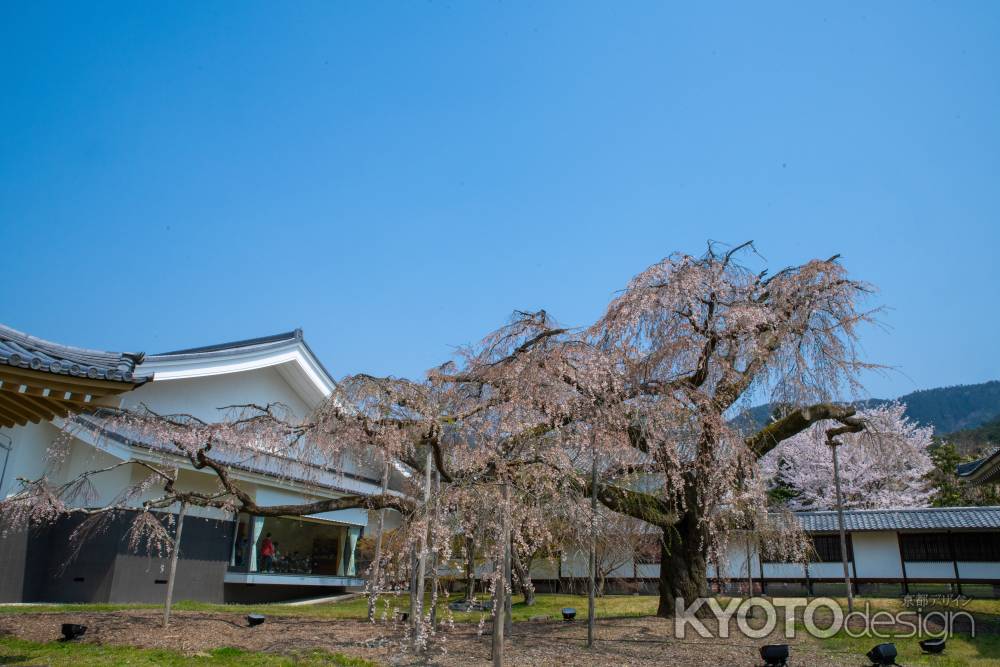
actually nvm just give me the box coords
[761,403,935,510]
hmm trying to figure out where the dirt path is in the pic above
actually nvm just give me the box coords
[0,610,850,666]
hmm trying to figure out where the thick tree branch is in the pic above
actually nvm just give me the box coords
[745,403,859,457]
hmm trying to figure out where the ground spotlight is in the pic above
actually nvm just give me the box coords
[561,607,577,621]
[866,642,898,665]
[759,643,789,666]
[919,637,946,654]
[60,623,87,641]
[246,614,266,627]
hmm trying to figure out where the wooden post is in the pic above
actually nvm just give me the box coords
[163,501,187,628]
[897,532,910,595]
[745,533,754,598]
[492,483,509,667]
[830,442,854,613]
[368,458,390,623]
[947,530,962,596]
[557,549,563,594]
[408,545,418,628]
[430,470,441,630]
[413,449,433,638]
[504,531,512,635]
[758,541,766,596]
[587,438,597,648]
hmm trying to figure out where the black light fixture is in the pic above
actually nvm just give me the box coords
[60,623,87,641]
[866,643,898,665]
[561,607,576,621]
[919,637,946,654]
[246,614,266,627]
[759,644,789,666]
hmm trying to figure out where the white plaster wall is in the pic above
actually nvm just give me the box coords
[904,562,954,578]
[852,532,903,579]
[58,439,133,507]
[957,562,1000,579]
[123,366,379,482]
[123,466,235,520]
[636,563,659,578]
[529,557,560,579]
[559,548,591,578]
[763,563,807,579]
[122,366,312,423]
[0,421,60,498]
[721,537,759,579]
[805,563,844,579]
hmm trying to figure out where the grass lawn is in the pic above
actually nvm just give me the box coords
[0,636,376,667]
[817,628,1000,667]
[800,596,1000,667]
[3,594,999,665]
[0,592,661,623]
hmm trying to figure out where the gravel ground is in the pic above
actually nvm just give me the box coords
[0,610,851,666]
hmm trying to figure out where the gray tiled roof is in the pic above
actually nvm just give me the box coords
[147,329,336,386]
[154,330,302,357]
[796,506,1000,532]
[74,413,383,497]
[0,323,147,384]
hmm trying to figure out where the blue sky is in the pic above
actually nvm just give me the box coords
[1,1,997,399]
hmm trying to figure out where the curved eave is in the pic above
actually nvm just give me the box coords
[958,449,1000,486]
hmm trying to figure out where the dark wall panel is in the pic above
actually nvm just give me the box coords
[0,525,28,602]
[108,512,234,604]
[34,516,120,603]
[11,510,234,604]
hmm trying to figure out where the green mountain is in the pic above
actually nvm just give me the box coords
[941,415,1000,457]
[870,380,1000,434]
[737,380,1000,437]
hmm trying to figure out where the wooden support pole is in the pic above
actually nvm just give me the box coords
[492,482,509,667]
[368,458,390,623]
[587,439,597,649]
[413,449,432,638]
[163,501,187,628]
[830,442,855,613]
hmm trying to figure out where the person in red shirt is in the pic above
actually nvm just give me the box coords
[260,533,275,572]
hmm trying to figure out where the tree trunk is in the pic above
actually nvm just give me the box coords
[464,535,476,601]
[510,544,535,606]
[656,512,708,618]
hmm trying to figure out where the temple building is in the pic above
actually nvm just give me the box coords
[0,325,386,604]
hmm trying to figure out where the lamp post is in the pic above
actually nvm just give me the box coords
[829,439,854,613]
